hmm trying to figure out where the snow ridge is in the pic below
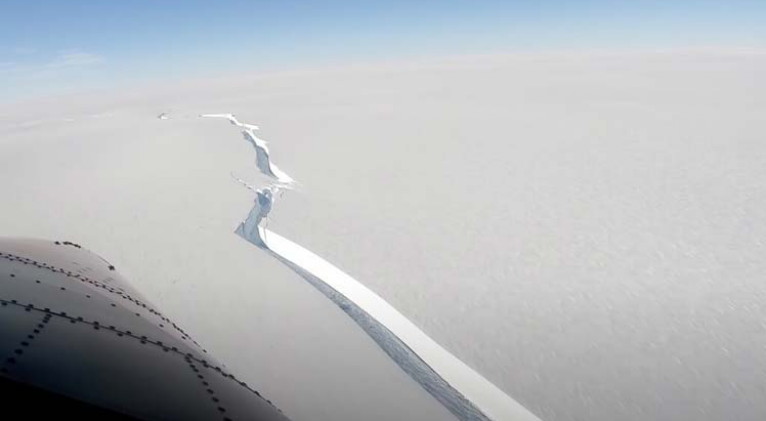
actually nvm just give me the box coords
[203,113,541,421]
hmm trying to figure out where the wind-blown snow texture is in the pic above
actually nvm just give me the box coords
[203,114,540,421]
[3,52,766,421]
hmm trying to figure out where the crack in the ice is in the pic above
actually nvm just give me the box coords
[229,172,281,248]
[203,113,541,421]
[202,114,294,186]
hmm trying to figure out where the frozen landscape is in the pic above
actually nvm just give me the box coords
[1,50,765,421]
[203,112,538,421]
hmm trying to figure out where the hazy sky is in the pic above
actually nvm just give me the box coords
[1,0,764,101]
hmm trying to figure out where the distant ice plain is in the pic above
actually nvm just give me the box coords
[1,50,765,421]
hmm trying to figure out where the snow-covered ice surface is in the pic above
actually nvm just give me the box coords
[205,112,538,420]
[1,51,766,421]
[0,100,457,421]
[260,227,540,421]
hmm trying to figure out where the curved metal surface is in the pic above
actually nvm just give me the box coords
[0,237,289,421]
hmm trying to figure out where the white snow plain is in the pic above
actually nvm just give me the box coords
[1,50,766,421]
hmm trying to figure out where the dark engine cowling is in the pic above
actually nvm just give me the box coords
[0,237,289,421]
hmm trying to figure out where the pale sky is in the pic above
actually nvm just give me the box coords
[1,0,765,101]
